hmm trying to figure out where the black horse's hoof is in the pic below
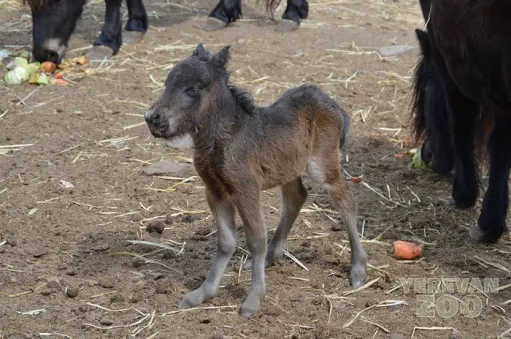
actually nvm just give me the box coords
[123,31,145,45]
[469,225,502,244]
[204,17,228,31]
[86,46,114,62]
[276,19,299,32]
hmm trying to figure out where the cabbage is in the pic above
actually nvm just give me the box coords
[13,57,28,68]
[3,66,29,85]
[25,62,40,75]
[36,73,49,85]
[408,148,428,170]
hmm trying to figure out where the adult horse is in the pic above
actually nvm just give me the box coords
[23,0,308,63]
[410,0,511,243]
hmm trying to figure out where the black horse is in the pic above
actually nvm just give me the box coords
[410,0,511,243]
[24,0,309,64]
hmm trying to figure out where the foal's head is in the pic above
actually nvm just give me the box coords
[144,44,231,140]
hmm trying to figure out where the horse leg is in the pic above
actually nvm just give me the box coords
[234,185,267,318]
[244,177,308,270]
[204,0,242,31]
[445,89,479,208]
[87,0,123,61]
[307,136,367,287]
[430,52,480,208]
[276,0,309,32]
[470,116,511,243]
[179,189,237,308]
[124,0,148,44]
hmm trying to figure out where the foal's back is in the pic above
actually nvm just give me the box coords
[230,84,349,190]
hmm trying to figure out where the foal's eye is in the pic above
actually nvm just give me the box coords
[185,86,200,97]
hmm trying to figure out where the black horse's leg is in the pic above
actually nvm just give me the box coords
[426,23,479,208]
[276,0,309,32]
[87,0,123,61]
[444,87,480,209]
[204,0,242,31]
[471,116,511,243]
[124,0,148,44]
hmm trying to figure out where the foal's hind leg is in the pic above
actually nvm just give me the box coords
[307,156,367,287]
[244,177,308,270]
[179,189,236,309]
[470,117,511,243]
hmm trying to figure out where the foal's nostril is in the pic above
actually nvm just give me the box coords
[144,110,162,126]
[152,112,161,124]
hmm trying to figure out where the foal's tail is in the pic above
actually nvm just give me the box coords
[339,108,350,150]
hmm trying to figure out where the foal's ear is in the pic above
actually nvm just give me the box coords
[192,43,211,61]
[210,45,231,69]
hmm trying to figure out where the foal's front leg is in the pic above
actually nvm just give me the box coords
[244,177,307,270]
[235,188,267,318]
[88,0,123,61]
[179,190,237,309]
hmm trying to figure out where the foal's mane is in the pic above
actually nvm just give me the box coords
[194,49,256,115]
[227,84,255,115]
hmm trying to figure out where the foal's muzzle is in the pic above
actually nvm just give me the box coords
[144,108,168,138]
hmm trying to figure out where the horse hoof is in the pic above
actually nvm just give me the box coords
[203,17,228,31]
[275,19,299,32]
[86,46,114,62]
[469,225,500,243]
[123,31,145,45]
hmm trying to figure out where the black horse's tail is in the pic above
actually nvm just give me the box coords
[257,0,282,18]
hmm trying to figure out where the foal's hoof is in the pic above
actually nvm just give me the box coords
[123,31,145,45]
[350,264,366,288]
[86,46,114,62]
[275,19,299,32]
[203,17,228,31]
[240,298,261,318]
[179,289,206,309]
[469,226,502,244]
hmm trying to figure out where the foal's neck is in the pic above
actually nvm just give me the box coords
[191,85,251,154]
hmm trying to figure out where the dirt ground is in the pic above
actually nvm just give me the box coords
[1,0,511,338]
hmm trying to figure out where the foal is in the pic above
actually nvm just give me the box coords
[144,44,367,317]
